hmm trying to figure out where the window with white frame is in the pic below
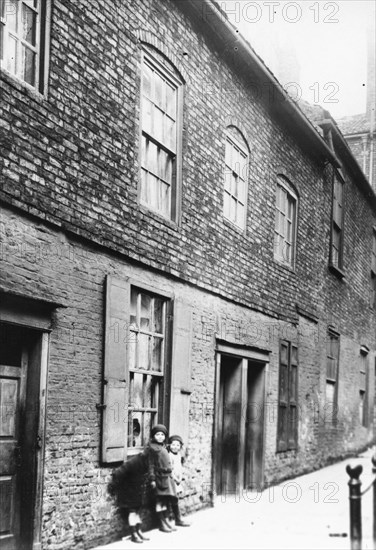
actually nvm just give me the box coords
[0,0,49,93]
[223,133,249,229]
[140,53,182,220]
[127,287,169,451]
[274,177,297,267]
[330,173,344,271]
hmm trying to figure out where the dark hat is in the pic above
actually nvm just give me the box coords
[151,424,168,438]
[169,434,184,446]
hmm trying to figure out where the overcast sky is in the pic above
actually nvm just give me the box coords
[220,0,375,119]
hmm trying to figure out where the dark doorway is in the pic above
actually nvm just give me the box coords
[0,324,43,550]
[216,353,266,496]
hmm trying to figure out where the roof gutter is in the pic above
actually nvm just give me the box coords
[176,0,340,167]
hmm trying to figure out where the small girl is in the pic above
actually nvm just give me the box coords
[144,424,178,533]
[168,434,190,527]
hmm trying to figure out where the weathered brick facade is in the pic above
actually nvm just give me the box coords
[1,1,375,549]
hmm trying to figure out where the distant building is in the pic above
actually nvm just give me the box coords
[337,26,376,190]
[1,1,375,549]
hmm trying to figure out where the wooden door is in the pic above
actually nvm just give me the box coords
[216,353,266,495]
[0,325,40,550]
[244,360,265,490]
[217,355,243,494]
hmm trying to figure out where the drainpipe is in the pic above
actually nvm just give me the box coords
[369,109,375,189]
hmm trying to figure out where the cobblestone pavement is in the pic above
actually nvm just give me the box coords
[93,447,376,550]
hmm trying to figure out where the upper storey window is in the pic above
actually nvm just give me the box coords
[274,177,298,268]
[330,172,345,274]
[140,52,183,221]
[223,132,249,230]
[0,0,49,93]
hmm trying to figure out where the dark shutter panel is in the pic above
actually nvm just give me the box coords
[169,300,192,445]
[288,345,298,449]
[277,341,289,452]
[102,276,129,463]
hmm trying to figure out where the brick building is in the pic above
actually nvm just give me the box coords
[0,1,376,549]
[337,24,376,192]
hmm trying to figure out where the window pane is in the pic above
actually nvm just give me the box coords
[142,97,152,134]
[128,412,142,448]
[151,337,163,372]
[6,0,18,33]
[165,116,176,151]
[6,35,17,74]
[160,181,170,217]
[158,149,172,183]
[23,45,35,85]
[142,63,153,98]
[153,107,164,142]
[22,4,36,45]
[153,298,163,333]
[285,243,291,263]
[154,73,164,109]
[138,333,150,370]
[237,204,245,228]
[129,337,137,369]
[148,173,158,209]
[143,375,153,408]
[144,412,153,443]
[130,289,137,326]
[140,294,151,330]
[165,82,176,118]
[131,372,144,408]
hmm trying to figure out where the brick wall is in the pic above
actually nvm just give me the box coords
[2,0,374,326]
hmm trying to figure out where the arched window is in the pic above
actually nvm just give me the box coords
[223,129,249,230]
[274,176,298,267]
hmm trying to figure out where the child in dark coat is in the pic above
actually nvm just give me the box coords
[144,424,178,533]
[108,451,150,543]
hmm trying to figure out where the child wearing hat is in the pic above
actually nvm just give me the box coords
[144,424,178,533]
[168,435,190,527]
[107,451,150,543]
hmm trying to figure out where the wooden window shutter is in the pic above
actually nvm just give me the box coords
[102,276,129,463]
[169,300,193,445]
[288,345,298,449]
[277,341,289,451]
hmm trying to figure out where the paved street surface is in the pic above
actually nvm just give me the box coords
[93,447,376,550]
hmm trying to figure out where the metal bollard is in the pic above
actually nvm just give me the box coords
[372,454,376,543]
[346,463,363,549]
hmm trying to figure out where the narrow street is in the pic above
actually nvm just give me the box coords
[94,447,376,550]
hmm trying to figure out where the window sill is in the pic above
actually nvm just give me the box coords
[223,216,246,235]
[328,263,345,279]
[273,257,296,274]
[139,203,180,231]
[0,68,47,103]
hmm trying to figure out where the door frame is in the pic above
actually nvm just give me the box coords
[0,292,58,550]
[212,341,270,498]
